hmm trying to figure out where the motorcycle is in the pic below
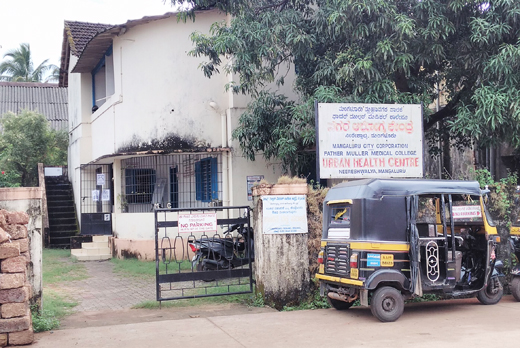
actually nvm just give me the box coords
[189,223,254,271]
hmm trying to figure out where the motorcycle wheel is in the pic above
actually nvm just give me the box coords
[477,279,503,305]
[510,277,520,301]
[370,286,404,322]
[327,297,354,310]
[195,256,216,282]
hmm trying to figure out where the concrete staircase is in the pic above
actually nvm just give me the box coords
[71,235,111,261]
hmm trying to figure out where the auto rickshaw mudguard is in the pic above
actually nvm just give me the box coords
[365,269,410,291]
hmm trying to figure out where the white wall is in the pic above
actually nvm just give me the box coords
[68,10,297,241]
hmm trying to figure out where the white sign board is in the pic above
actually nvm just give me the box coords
[101,189,111,202]
[97,174,106,186]
[262,195,308,234]
[178,213,217,233]
[452,205,482,220]
[92,190,100,202]
[318,103,423,178]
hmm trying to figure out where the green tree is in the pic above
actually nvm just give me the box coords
[171,0,520,175]
[0,110,68,187]
[0,43,57,82]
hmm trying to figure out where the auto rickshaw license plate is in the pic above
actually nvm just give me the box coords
[381,254,394,267]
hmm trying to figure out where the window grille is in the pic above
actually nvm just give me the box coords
[120,153,223,213]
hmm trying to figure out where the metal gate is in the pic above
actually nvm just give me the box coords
[80,164,113,235]
[155,206,254,301]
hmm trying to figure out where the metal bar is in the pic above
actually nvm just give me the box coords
[448,195,455,261]
[441,195,449,273]
[158,268,252,283]
[158,290,253,302]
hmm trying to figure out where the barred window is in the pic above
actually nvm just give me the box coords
[125,168,156,204]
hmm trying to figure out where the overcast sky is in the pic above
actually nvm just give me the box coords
[0,0,178,72]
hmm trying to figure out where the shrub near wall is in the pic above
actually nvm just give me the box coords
[0,210,33,346]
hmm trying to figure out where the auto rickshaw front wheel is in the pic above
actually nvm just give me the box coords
[510,277,520,301]
[370,286,405,322]
[476,279,503,305]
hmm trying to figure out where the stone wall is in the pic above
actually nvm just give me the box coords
[0,211,33,346]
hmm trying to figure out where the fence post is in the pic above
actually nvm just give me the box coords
[252,183,310,309]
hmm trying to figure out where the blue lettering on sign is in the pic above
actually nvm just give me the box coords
[367,253,381,267]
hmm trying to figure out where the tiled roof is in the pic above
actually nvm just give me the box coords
[0,82,68,131]
[64,21,114,57]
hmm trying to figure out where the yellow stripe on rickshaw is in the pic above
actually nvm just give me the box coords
[350,242,410,252]
[327,199,353,205]
[316,273,364,287]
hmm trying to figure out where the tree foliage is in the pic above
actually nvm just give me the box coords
[0,43,57,82]
[172,0,520,174]
[0,110,68,187]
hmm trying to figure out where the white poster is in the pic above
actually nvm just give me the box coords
[262,195,308,234]
[96,173,106,186]
[318,103,423,179]
[101,189,110,202]
[92,190,100,202]
[178,213,217,233]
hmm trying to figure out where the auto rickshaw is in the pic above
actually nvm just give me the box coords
[316,179,503,322]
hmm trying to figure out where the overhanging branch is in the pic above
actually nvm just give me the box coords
[424,92,462,131]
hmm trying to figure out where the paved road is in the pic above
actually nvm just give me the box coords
[34,295,520,348]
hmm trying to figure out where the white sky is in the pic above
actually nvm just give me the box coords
[0,0,178,71]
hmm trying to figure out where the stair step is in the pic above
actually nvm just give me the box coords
[81,242,108,249]
[92,235,109,243]
[71,248,111,261]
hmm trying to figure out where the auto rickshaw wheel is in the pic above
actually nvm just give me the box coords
[370,286,404,322]
[476,278,503,305]
[510,277,520,301]
[327,296,354,310]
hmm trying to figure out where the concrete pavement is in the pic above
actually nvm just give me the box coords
[34,295,520,348]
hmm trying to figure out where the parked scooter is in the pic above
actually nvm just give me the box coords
[189,224,254,271]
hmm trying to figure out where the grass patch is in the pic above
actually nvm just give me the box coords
[110,258,193,279]
[42,249,88,285]
[32,290,78,333]
[35,248,86,332]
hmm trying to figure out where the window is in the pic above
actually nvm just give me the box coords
[92,46,115,109]
[125,169,156,204]
[195,157,218,202]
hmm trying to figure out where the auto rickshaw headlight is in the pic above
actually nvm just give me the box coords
[318,250,324,264]
[350,253,358,269]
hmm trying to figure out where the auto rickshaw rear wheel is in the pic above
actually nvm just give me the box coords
[370,286,404,322]
[476,278,503,305]
[327,296,354,310]
[510,277,520,301]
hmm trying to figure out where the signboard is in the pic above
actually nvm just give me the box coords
[452,205,482,221]
[178,213,217,233]
[92,190,100,202]
[262,195,308,234]
[247,175,264,201]
[317,103,423,179]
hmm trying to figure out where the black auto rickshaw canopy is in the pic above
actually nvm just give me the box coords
[323,179,483,242]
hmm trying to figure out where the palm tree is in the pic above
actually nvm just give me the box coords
[0,43,57,82]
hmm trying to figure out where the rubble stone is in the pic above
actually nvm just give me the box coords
[10,240,28,254]
[0,333,6,347]
[0,229,9,245]
[0,316,30,333]
[1,257,27,274]
[8,327,33,345]
[2,226,26,241]
[0,245,19,261]
[3,212,29,227]
[0,289,25,304]
[0,303,27,319]
[0,274,24,290]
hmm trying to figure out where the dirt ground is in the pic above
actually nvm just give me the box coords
[47,259,273,331]
[59,303,275,330]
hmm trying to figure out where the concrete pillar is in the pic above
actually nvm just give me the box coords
[252,183,310,309]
